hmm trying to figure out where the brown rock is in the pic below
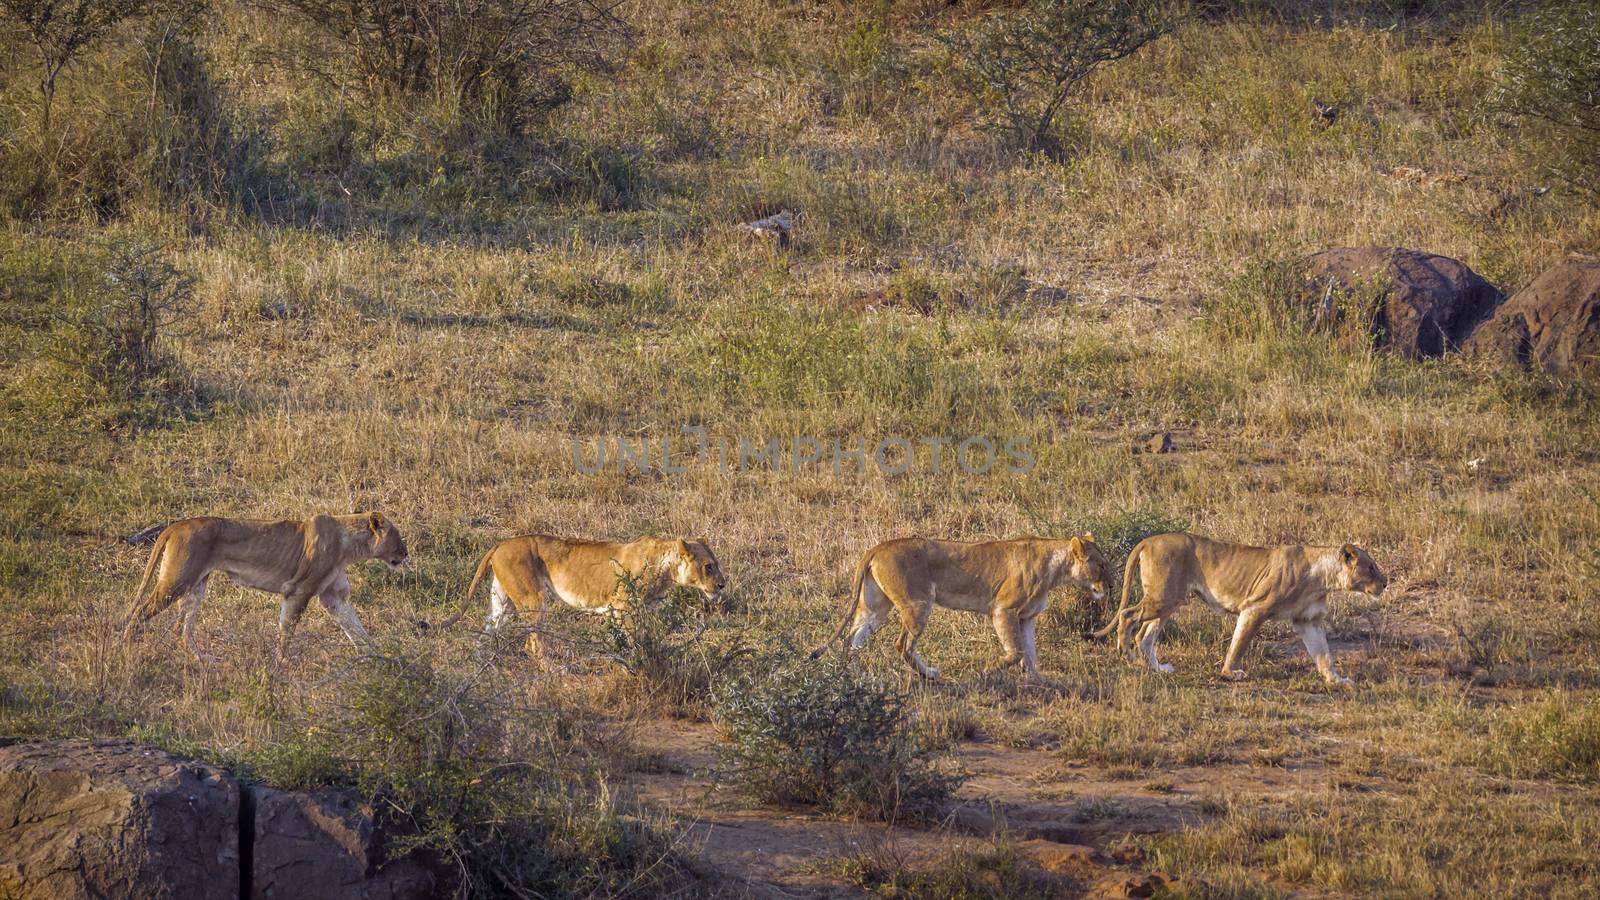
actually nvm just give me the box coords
[251,787,435,900]
[1466,261,1600,377]
[0,739,240,900]
[1302,247,1503,358]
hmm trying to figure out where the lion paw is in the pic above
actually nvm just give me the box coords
[1155,663,1175,674]
[1221,669,1248,681]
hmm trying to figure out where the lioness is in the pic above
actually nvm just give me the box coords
[810,535,1111,681]
[1096,533,1387,684]
[437,535,727,655]
[122,513,409,663]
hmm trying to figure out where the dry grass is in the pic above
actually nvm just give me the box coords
[2,1,1599,896]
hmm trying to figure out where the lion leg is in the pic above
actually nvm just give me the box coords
[893,601,938,681]
[276,590,314,664]
[844,574,892,651]
[126,556,201,641]
[1019,615,1048,682]
[987,608,1025,674]
[522,575,565,663]
[1221,605,1271,681]
[318,574,371,652]
[177,576,217,665]
[1297,617,1350,685]
[1137,618,1174,673]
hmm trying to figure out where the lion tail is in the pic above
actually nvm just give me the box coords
[437,548,494,630]
[1093,540,1145,646]
[123,526,172,634]
[810,551,870,660]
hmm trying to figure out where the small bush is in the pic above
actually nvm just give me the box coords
[714,656,963,820]
[595,576,751,713]
[941,0,1177,155]
[1489,692,1600,782]
[4,234,200,429]
[265,0,630,134]
[1497,5,1600,193]
[291,647,698,897]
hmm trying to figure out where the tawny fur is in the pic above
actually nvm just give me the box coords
[122,513,408,664]
[811,534,1111,681]
[439,535,726,658]
[1095,532,1387,684]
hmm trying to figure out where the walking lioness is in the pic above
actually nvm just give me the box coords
[122,513,409,663]
[438,535,727,656]
[1097,533,1388,684]
[810,535,1111,681]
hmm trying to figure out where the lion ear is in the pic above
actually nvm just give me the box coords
[675,538,691,558]
[1069,535,1085,559]
[368,512,384,533]
[1083,531,1096,543]
[1340,543,1359,565]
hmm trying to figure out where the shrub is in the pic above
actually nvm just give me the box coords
[0,0,150,132]
[5,234,200,428]
[264,0,631,134]
[294,648,698,897]
[1497,5,1600,193]
[714,656,962,820]
[0,3,260,220]
[595,576,751,713]
[940,0,1178,155]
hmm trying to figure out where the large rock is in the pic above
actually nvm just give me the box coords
[0,739,439,900]
[1467,261,1600,377]
[251,786,434,900]
[0,739,240,900]
[1302,247,1503,357]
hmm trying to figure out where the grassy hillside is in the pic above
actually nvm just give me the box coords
[2,1,1598,896]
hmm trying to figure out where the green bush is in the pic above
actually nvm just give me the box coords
[297,648,698,897]
[714,656,963,820]
[940,0,1177,155]
[2,234,200,429]
[596,576,751,713]
[0,4,260,220]
[264,0,630,134]
[1048,505,1189,635]
[1497,5,1600,193]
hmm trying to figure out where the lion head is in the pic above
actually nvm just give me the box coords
[367,512,409,569]
[1068,533,1111,601]
[1338,543,1387,596]
[671,538,727,602]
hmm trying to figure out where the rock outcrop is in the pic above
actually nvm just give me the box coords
[0,739,240,900]
[1302,247,1502,357]
[1467,260,1600,377]
[0,739,437,900]
[252,787,434,900]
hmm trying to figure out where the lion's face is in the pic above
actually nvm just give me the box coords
[673,539,727,601]
[368,513,409,569]
[1338,544,1386,596]
[1070,533,1111,601]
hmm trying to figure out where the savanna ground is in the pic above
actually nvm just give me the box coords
[2,0,1599,897]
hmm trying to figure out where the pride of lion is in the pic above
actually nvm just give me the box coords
[121,513,1387,684]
